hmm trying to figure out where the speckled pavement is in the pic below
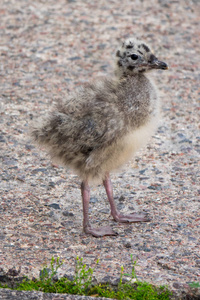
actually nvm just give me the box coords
[0,0,199,299]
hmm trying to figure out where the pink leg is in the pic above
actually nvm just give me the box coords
[81,181,117,237]
[103,174,150,223]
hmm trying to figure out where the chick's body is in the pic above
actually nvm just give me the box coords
[32,74,158,182]
[31,38,168,237]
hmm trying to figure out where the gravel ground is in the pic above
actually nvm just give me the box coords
[0,0,199,298]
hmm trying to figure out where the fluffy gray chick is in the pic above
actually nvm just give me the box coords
[31,37,168,237]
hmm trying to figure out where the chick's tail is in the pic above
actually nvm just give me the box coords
[30,113,62,147]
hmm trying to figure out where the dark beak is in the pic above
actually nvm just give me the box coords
[152,60,168,70]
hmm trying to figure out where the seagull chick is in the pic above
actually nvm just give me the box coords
[31,37,168,237]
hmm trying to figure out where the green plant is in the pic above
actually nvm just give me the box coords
[73,256,99,294]
[188,282,200,289]
[124,254,138,280]
[0,255,172,299]
[16,256,63,293]
[41,256,63,281]
[88,255,171,300]
[0,283,8,288]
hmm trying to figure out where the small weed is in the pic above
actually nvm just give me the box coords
[123,254,138,280]
[17,256,64,293]
[73,256,99,294]
[188,282,200,289]
[0,255,172,299]
[0,283,8,288]
[89,256,171,300]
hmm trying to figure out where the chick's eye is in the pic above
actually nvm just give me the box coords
[130,54,138,60]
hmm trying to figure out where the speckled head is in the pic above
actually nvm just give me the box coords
[115,37,168,76]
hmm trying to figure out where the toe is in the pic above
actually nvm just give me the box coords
[114,212,150,223]
[85,226,118,237]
